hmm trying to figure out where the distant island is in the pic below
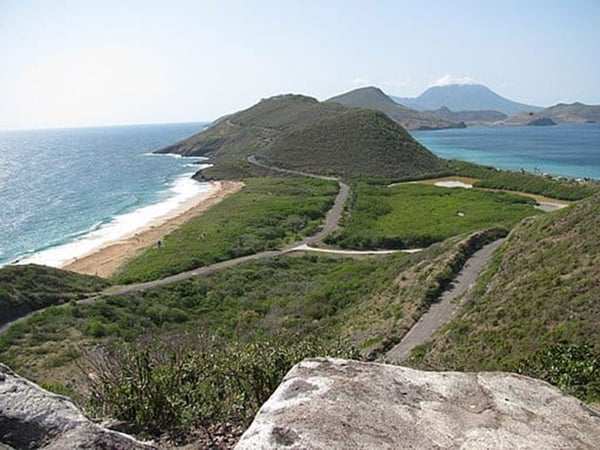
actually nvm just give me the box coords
[392,83,542,116]
[389,84,600,126]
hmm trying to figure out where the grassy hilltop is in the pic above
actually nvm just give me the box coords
[261,108,443,179]
[156,94,446,180]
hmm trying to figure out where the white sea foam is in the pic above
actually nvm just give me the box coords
[17,174,214,268]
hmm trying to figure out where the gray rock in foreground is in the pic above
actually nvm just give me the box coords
[0,363,156,450]
[236,358,600,449]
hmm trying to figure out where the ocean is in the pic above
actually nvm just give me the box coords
[0,123,209,267]
[412,123,600,180]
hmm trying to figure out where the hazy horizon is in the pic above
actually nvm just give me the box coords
[1,0,599,130]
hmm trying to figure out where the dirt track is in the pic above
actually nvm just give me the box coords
[384,238,506,363]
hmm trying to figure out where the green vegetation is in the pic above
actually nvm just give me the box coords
[0,264,108,326]
[85,334,359,437]
[0,230,514,438]
[326,182,537,250]
[156,94,445,180]
[113,176,338,283]
[407,194,600,402]
[0,253,403,438]
[516,344,600,402]
[2,255,402,357]
[156,95,345,161]
[447,160,598,200]
[262,109,444,179]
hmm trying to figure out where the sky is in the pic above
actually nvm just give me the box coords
[1,0,599,130]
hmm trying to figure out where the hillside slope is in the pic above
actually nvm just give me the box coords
[260,109,444,178]
[0,264,109,327]
[504,102,600,125]
[156,95,345,159]
[394,84,541,115]
[326,87,464,130]
[156,94,445,179]
[408,194,600,394]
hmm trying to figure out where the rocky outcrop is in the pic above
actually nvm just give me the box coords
[0,364,156,450]
[527,117,557,126]
[236,358,600,449]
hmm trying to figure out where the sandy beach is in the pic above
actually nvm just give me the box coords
[62,180,243,278]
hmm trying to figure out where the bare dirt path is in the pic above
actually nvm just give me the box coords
[384,238,505,364]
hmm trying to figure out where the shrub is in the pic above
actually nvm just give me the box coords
[82,333,360,438]
[516,344,600,402]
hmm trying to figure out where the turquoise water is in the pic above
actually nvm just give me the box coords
[0,123,208,267]
[413,123,600,180]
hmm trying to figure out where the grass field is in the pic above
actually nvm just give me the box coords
[113,176,338,283]
[326,182,538,249]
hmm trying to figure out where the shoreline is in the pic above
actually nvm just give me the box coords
[61,180,243,278]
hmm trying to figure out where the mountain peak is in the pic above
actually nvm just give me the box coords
[393,84,542,115]
[325,87,464,130]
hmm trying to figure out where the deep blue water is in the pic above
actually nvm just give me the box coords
[413,123,600,180]
[0,123,208,267]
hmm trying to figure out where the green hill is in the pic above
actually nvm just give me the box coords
[260,109,444,178]
[326,86,465,130]
[0,264,109,327]
[156,94,445,179]
[408,193,600,399]
[155,95,344,160]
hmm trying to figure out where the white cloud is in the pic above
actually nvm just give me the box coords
[430,74,474,87]
[384,77,414,90]
[350,77,371,87]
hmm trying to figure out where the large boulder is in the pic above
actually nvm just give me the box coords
[236,358,600,449]
[0,364,156,450]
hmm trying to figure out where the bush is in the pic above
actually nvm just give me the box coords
[516,344,600,402]
[82,334,360,438]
